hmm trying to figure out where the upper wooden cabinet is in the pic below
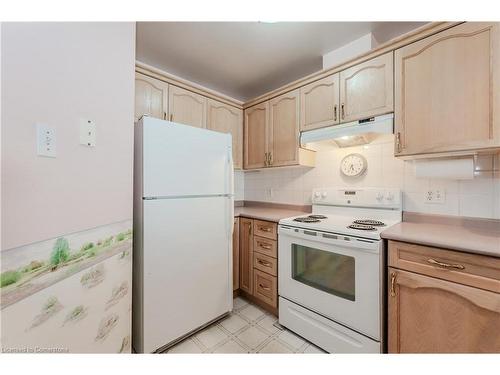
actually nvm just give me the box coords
[244,102,269,169]
[244,94,315,170]
[300,74,340,131]
[394,22,500,156]
[168,85,207,128]
[135,73,168,122]
[339,52,394,122]
[269,89,301,167]
[207,99,243,169]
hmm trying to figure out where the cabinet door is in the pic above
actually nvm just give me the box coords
[269,89,300,167]
[300,74,340,131]
[232,218,240,291]
[339,52,393,122]
[135,73,168,122]
[207,99,243,169]
[395,22,500,156]
[168,85,207,128]
[388,268,500,353]
[244,102,269,169]
[239,218,253,294]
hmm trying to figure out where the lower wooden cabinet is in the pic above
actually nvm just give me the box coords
[388,240,500,353]
[253,269,278,308]
[232,218,239,291]
[239,218,253,294]
[236,216,278,313]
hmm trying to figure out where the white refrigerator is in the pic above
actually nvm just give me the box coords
[133,116,234,353]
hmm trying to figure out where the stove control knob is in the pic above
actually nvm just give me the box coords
[386,192,395,202]
[376,192,384,202]
[313,191,321,199]
[321,191,327,199]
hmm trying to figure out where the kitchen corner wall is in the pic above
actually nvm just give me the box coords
[244,135,500,219]
[1,23,135,353]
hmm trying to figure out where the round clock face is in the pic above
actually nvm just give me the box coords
[340,153,367,177]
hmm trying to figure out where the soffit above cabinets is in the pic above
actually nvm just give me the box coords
[136,22,427,102]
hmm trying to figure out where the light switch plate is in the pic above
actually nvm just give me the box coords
[36,123,56,157]
[80,119,96,147]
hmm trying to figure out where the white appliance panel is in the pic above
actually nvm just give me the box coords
[141,117,232,197]
[278,226,381,340]
[279,297,380,353]
[142,197,232,352]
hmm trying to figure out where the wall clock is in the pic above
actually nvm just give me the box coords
[340,153,367,177]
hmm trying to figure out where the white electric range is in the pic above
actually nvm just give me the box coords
[278,187,402,353]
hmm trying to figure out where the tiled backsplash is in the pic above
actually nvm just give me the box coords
[240,135,500,219]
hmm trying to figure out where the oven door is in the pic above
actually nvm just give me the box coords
[278,225,382,340]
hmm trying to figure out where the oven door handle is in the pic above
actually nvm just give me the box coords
[278,225,380,252]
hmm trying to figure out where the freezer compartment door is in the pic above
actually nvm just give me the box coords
[142,196,232,352]
[141,117,232,197]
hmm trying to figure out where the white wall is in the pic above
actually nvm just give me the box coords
[323,33,378,70]
[244,135,500,219]
[234,170,245,201]
[1,23,136,250]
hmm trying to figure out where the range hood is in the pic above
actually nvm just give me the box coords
[300,113,394,147]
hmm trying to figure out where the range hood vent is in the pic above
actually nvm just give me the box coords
[300,113,394,147]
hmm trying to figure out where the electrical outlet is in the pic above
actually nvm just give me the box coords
[36,123,56,158]
[80,119,96,147]
[425,189,445,204]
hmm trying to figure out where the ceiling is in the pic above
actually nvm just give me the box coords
[136,22,427,102]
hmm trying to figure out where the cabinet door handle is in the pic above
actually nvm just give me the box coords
[341,103,345,120]
[395,132,402,153]
[390,272,397,297]
[248,224,252,235]
[269,152,273,166]
[259,226,271,232]
[427,258,465,270]
[257,259,272,267]
[259,283,271,291]
[163,112,167,120]
[333,104,338,121]
[169,114,173,121]
[259,243,271,249]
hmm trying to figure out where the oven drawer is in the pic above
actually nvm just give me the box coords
[253,236,277,258]
[253,269,277,308]
[254,220,277,240]
[254,252,277,276]
[388,240,500,293]
[279,297,381,353]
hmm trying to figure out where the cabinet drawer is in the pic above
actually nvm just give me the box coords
[253,220,277,240]
[254,252,277,276]
[389,240,500,293]
[253,269,277,308]
[253,236,277,258]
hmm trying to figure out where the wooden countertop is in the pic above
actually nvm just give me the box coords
[381,213,500,258]
[234,202,310,223]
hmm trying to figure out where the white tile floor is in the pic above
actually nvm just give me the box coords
[165,297,326,354]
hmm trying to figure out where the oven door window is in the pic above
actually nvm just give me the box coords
[292,244,355,301]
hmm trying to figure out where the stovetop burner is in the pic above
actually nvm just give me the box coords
[293,217,321,223]
[347,224,377,231]
[353,219,386,226]
[308,214,327,219]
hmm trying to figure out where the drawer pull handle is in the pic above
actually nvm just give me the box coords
[259,283,271,291]
[259,243,271,249]
[390,272,396,297]
[259,226,272,232]
[427,258,465,270]
[257,259,272,267]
